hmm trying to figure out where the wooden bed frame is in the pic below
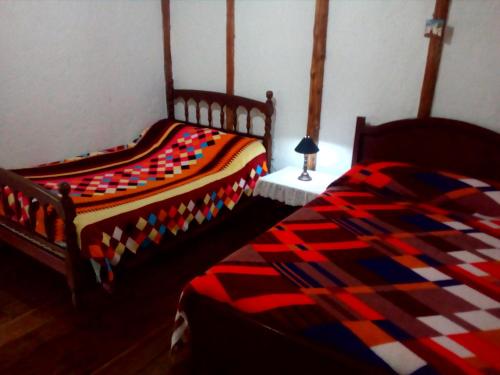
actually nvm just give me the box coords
[0,89,274,306]
[353,116,500,181]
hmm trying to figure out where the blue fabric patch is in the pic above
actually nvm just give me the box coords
[141,237,151,248]
[417,254,442,268]
[362,218,391,234]
[256,165,263,175]
[413,365,440,375]
[148,213,157,225]
[200,142,208,148]
[416,172,467,192]
[166,155,173,160]
[211,192,217,200]
[134,165,143,170]
[216,200,224,210]
[359,257,426,284]
[434,279,460,288]
[183,132,191,137]
[130,176,139,181]
[159,225,166,235]
[310,262,346,286]
[187,146,194,152]
[285,263,323,288]
[402,214,450,231]
[374,320,411,341]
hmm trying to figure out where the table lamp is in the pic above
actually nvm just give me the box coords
[294,136,319,181]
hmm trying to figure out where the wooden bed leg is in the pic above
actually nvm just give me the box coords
[59,182,83,309]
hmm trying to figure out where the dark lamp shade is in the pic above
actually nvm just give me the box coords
[294,136,319,154]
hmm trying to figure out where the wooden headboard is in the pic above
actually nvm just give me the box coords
[172,89,274,170]
[353,116,500,181]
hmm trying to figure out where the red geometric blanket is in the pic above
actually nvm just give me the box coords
[173,162,500,374]
[2,120,267,282]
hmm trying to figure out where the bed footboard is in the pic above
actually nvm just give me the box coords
[0,168,81,305]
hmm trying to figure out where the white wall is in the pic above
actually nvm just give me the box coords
[2,1,499,172]
[319,0,433,175]
[235,0,315,171]
[0,0,166,168]
[433,0,500,131]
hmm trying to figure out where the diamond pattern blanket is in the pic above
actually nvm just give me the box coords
[1,120,267,282]
[172,162,500,374]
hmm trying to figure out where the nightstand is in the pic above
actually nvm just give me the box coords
[253,166,341,206]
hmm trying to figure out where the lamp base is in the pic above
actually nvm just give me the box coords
[298,154,312,181]
[298,170,312,181]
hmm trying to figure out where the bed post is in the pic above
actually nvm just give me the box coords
[264,91,274,171]
[58,182,81,307]
[352,116,366,166]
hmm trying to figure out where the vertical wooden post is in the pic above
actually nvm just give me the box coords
[161,0,175,119]
[226,0,236,130]
[418,0,451,118]
[306,0,329,170]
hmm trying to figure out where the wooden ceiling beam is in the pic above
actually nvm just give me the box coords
[306,0,329,170]
[418,0,451,118]
[161,0,175,119]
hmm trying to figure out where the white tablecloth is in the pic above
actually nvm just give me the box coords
[253,166,340,206]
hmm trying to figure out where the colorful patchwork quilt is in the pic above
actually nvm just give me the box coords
[1,120,267,282]
[173,162,500,374]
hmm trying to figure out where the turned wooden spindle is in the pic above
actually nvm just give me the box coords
[246,109,251,134]
[184,100,189,122]
[196,102,201,124]
[13,191,23,222]
[28,198,40,231]
[220,106,225,129]
[43,204,55,243]
[264,90,274,169]
[232,106,238,131]
[208,103,213,128]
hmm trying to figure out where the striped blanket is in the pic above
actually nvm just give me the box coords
[173,162,500,374]
[2,120,267,282]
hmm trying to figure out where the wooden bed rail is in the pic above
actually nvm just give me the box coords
[0,167,69,219]
[0,167,81,304]
[173,89,274,169]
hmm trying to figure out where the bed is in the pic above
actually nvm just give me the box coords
[0,89,274,305]
[171,116,500,374]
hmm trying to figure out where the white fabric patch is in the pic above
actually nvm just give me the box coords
[461,178,489,188]
[418,315,467,335]
[445,221,472,230]
[449,250,485,263]
[477,248,500,261]
[457,263,488,277]
[431,336,474,358]
[112,226,123,240]
[445,285,500,309]
[412,267,452,281]
[483,220,500,229]
[456,310,500,330]
[371,342,426,375]
[485,190,500,204]
[469,232,500,248]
